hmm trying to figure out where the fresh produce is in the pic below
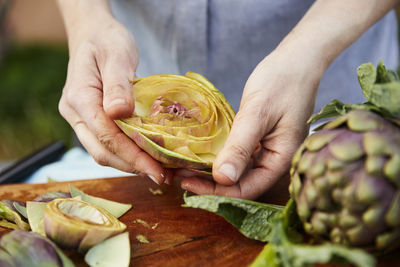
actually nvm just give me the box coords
[0,200,30,230]
[184,61,400,267]
[85,232,130,267]
[0,185,133,266]
[33,192,72,203]
[290,108,400,250]
[0,230,74,267]
[43,198,126,252]
[116,72,235,170]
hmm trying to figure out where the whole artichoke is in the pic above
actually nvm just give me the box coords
[290,109,400,251]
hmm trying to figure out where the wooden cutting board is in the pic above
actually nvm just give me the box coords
[0,176,398,267]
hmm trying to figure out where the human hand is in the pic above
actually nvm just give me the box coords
[181,49,323,199]
[58,8,169,184]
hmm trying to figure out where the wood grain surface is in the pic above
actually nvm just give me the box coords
[0,176,398,267]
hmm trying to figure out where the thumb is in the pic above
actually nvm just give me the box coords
[102,53,136,120]
[213,105,269,185]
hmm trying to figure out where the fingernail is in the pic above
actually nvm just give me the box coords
[148,174,161,185]
[219,163,237,183]
[109,98,127,107]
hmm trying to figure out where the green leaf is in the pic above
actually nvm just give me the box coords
[182,192,284,242]
[250,244,280,267]
[69,185,132,218]
[0,200,30,231]
[26,201,47,235]
[358,61,400,118]
[308,99,388,127]
[252,211,376,267]
[13,202,27,219]
[85,232,130,267]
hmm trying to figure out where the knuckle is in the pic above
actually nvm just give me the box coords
[58,97,68,119]
[97,133,116,153]
[92,152,109,166]
[230,143,252,162]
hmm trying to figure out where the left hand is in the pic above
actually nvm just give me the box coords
[180,49,322,199]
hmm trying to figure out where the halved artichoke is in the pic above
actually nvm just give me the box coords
[116,72,235,170]
[43,198,126,253]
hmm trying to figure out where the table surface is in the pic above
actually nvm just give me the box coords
[0,176,398,267]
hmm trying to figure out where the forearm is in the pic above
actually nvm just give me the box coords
[276,0,399,82]
[56,0,114,39]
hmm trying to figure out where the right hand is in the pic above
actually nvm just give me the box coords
[58,12,170,184]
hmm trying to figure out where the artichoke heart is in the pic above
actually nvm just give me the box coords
[116,72,235,170]
[43,198,126,253]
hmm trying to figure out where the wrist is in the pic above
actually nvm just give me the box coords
[57,0,114,43]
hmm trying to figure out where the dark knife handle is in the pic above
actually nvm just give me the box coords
[0,141,66,184]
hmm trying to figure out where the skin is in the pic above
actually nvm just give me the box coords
[56,0,399,199]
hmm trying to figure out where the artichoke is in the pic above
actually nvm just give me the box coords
[0,230,74,267]
[34,192,71,203]
[43,198,126,252]
[116,72,235,170]
[0,200,30,230]
[289,61,400,252]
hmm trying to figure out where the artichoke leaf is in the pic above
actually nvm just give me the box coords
[251,212,376,267]
[84,232,130,267]
[26,201,47,235]
[0,200,30,231]
[69,185,132,218]
[13,201,27,219]
[183,192,284,242]
[357,61,400,118]
[34,192,71,203]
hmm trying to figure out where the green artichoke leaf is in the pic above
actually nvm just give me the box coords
[358,61,400,118]
[182,192,284,242]
[34,192,71,203]
[0,200,30,231]
[84,232,130,267]
[250,244,280,267]
[69,185,132,218]
[308,99,386,127]
[251,214,376,267]
[0,230,74,267]
[26,201,47,235]
[13,201,27,219]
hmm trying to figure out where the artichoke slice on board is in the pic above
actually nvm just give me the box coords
[43,198,126,253]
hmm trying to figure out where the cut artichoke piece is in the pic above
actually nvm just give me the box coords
[0,200,30,231]
[0,230,74,267]
[26,201,48,235]
[34,192,71,203]
[116,72,235,170]
[69,185,132,218]
[84,232,130,267]
[43,198,126,253]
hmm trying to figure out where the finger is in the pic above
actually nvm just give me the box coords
[65,70,166,184]
[75,101,166,184]
[59,99,140,175]
[213,101,274,185]
[183,147,288,199]
[100,49,137,120]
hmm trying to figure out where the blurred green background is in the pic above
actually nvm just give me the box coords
[0,44,72,160]
[0,0,73,162]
